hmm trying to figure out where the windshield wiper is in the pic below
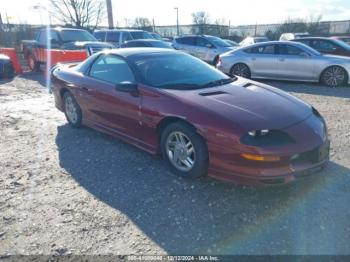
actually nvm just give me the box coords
[200,77,235,88]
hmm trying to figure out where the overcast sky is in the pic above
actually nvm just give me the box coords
[1,0,350,26]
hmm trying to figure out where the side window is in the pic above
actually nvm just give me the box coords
[121,32,132,42]
[196,37,210,47]
[106,32,120,42]
[38,30,59,44]
[175,38,183,44]
[38,31,47,44]
[298,39,311,46]
[89,55,135,85]
[94,32,106,41]
[182,37,196,46]
[279,44,304,55]
[313,40,337,52]
[250,44,275,54]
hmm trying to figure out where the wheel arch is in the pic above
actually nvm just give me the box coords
[319,64,349,83]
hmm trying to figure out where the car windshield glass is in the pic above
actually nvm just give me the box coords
[332,39,350,50]
[300,43,322,56]
[130,31,153,40]
[131,53,235,89]
[151,33,163,40]
[60,30,97,42]
[206,36,231,47]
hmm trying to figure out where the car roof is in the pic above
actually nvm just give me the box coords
[244,41,305,48]
[94,29,147,32]
[40,27,87,32]
[293,37,331,40]
[125,39,163,43]
[102,48,178,58]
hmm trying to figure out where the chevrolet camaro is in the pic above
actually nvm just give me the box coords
[51,48,330,185]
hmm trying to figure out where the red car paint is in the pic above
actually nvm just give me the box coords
[51,49,329,185]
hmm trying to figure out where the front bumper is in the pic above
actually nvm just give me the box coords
[208,140,330,185]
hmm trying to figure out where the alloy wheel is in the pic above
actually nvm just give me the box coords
[166,131,196,172]
[323,66,346,87]
[232,64,250,78]
[65,96,78,124]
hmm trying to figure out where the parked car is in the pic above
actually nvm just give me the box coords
[121,39,173,49]
[0,54,14,79]
[51,48,329,185]
[239,36,269,46]
[217,41,350,87]
[172,35,236,65]
[331,36,350,45]
[22,27,113,71]
[279,32,310,41]
[223,39,239,47]
[292,37,350,57]
[93,29,154,47]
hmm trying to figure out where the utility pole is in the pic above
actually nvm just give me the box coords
[174,7,179,36]
[106,0,114,29]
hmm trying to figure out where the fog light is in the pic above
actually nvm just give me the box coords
[241,153,280,162]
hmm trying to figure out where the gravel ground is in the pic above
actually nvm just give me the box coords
[0,73,350,256]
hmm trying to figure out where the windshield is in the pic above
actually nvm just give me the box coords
[130,53,234,89]
[151,33,163,41]
[206,36,231,47]
[60,30,97,42]
[130,31,154,40]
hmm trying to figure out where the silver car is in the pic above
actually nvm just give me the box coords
[217,41,350,87]
[173,35,236,65]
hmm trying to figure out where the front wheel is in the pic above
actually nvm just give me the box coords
[63,92,82,128]
[161,122,208,179]
[321,66,348,87]
[230,63,251,78]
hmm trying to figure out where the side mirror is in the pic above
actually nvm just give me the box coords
[206,43,215,49]
[115,82,138,95]
[299,52,309,58]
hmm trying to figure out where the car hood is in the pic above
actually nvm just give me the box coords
[163,79,312,132]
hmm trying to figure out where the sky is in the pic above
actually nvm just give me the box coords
[1,0,350,26]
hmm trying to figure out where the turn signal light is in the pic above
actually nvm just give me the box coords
[241,153,280,162]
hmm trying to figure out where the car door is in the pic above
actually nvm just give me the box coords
[180,37,197,57]
[276,44,315,80]
[311,39,339,55]
[78,54,142,140]
[245,43,278,78]
[195,37,214,62]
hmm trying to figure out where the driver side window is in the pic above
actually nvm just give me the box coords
[89,55,135,85]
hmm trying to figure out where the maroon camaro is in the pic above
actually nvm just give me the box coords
[51,48,330,185]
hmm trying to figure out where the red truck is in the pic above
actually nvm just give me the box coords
[22,27,113,71]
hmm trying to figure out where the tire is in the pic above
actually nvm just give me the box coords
[63,91,82,128]
[321,66,348,87]
[28,54,40,72]
[230,63,251,78]
[160,122,208,179]
[213,56,219,66]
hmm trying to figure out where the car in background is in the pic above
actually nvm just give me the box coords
[331,36,350,45]
[172,35,236,65]
[239,36,269,46]
[279,32,310,41]
[217,41,350,87]
[51,48,329,185]
[21,27,113,71]
[120,39,173,49]
[149,32,164,41]
[223,39,239,47]
[292,37,350,57]
[93,29,154,47]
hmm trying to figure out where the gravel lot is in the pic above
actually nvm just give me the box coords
[0,73,350,256]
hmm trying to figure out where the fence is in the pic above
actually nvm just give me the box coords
[1,20,350,47]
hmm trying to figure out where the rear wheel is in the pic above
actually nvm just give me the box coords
[230,63,251,78]
[321,66,347,87]
[63,92,82,128]
[161,122,208,179]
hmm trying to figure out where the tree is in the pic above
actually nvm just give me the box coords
[49,0,106,29]
[133,17,152,28]
[191,11,210,34]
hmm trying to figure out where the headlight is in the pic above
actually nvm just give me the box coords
[240,130,294,147]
